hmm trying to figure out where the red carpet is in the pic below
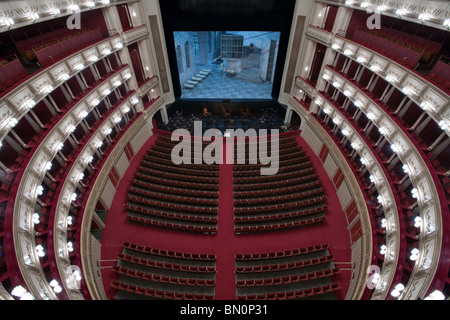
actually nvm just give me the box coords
[100,132,352,300]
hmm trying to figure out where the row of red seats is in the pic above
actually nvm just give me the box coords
[126,195,218,215]
[141,159,220,177]
[232,154,308,171]
[353,38,417,70]
[234,180,322,199]
[234,216,326,234]
[427,72,450,94]
[127,186,218,207]
[235,205,327,224]
[235,243,328,260]
[234,195,327,214]
[134,172,219,192]
[125,204,218,224]
[118,253,216,273]
[236,267,340,287]
[231,145,305,157]
[233,172,319,192]
[233,167,317,185]
[127,215,218,234]
[232,159,311,177]
[113,265,215,287]
[110,280,215,300]
[234,188,325,207]
[236,282,341,300]
[143,154,220,171]
[130,179,218,199]
[122,241,216,260]
[235,254,335,274]
[137,166,219,184]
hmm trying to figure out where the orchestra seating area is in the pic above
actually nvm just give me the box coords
[233,135,328,234]
[111,241,216,300]
[235,244,341,300]
[125,134,220,234]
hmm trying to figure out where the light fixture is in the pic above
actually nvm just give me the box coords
[315,98,323,106]
[114,42,123,49]
[323,107,331,115]
[70,193,77,202]
[357,56,367,64]
[102,88,111,96]
[114,80,122,87]
[418,13,431,22]
[444,19,450,28]
[9,118,18,128]
[380,218,387,228]
[366,112,376,121]
[424,290,446,300]
[0,17,15,27]
[370,64,381,72]
[380,244,387,255]
[344,49,353,56]
[74,63,84,71]
[331,43,341,50]
[420,101,433,111]
[385,74,397,83]
[344,89,352,97]
[11,286,27,298]
[113,116,122,124]
[50,8,60,15]
[105,128,113,135]
[377,5,387,12]
[45,161,52,171]
[67,242,74,252]
[322,74,330,81]
[410,248,419,261]
[67,216,73,226]
[332,117,342,125]
[36,185,44,196]
[96,141,103,148]
[36,244,45,257]
[102,0,110,5]
[411,188,419,199]
[21,99,36,110]
[122,106,130,113]
[57,142,64,151]
[402,164,412,175]
[125,73,132,79]
[390,283,405,298]
[345,1,354,6]
[390,143,402,154]
[102,48,111,56]
[396,9,408,16]
[85,1,95,8]
[50,280,63,293]
[378,126,388,136]
[58,73,70,81]
[79,110,89,119]
[361,2,370,8]
[27,12,39,21]
[89,55,98,62]
[354,100,363,108]
[131,97,139,105]
[332,81,341,88]
[32,212,40,224]
[67,4,80,12]
[91,99,100,107]
[438,120,449,131]
[414,216,422,228]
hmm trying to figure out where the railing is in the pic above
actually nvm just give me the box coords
[0,34,124,148]
[3,66,136,300]
[321,66,449,299]
[289,96,375,300]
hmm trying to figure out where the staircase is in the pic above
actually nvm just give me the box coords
[236,50,264,84]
